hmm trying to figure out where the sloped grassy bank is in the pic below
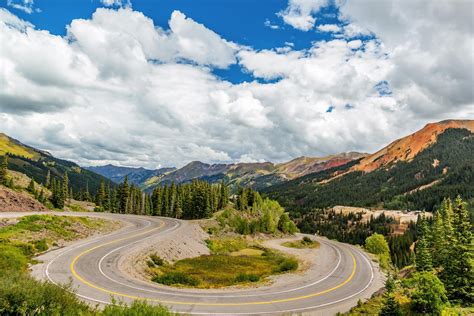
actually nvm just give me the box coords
[148,237,299,288]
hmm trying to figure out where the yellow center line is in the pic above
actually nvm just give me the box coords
[69,220,357,306]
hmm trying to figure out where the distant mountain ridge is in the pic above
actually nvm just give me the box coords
[353,120,474,172]
[264,119,474,213]
[88,152,366,191]
[85,164,176,186]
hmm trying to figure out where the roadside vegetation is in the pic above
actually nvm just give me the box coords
[0,214,115,254]
[282,236,320,249]
[149,238,298,288]
[348,197,473,315]
[0,214,175,315]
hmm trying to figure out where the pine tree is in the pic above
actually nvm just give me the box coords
[27,178,36,194]
[119,176,129,214]
[38,189,45,204]
[380,274,402,315]
[415,216,432,272]
[380,294,402,316]
[62,172,69,201]
[83,181,91,201]
[439,198,454,268]
[0,155,8,185]
[431,210,445,267]
[45,169,51,188]
[50,178,65,209]
[96,180,106,207]
[441,196,474,304]
[175,194,183,218]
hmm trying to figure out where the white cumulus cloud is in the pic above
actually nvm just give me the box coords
[0,2,472,169]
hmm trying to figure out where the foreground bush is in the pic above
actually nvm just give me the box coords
[102,300,176,316]
[0,270,92,315]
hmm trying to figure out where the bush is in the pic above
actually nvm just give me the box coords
[302,236,313,244]
[205,238,248,255]
[0,245,28,272]
[102,299,175,316]
[0,272,92,315]
[235,273,260,282]
[33,238,49,252]
[150,254,164,266]
[365,233,390,255]
[275,258,298,272]
[152,272,200,286]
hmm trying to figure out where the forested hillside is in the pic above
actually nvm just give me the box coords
[0,133,114,196]
[264,128,474,214]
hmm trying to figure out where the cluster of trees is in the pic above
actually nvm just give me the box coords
[92,177,149,214]
[150,180,229,219]
[375,197,473,315]
[265,128,474,214]
[218,188,298,235]
[299,210,414,268]
[92,178,230,219]
[414,197,473,305]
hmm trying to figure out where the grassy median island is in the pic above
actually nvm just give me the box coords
[282,236,320,249]
[149,238,299,288]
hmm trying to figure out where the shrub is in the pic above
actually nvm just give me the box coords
[33,239,49,252]
[276,258,298,272]
[0,245,28,273]
[206,238,248,255]
[102,299,174,316]
[235,273,260,282]
[147,260,155,268]
[0,271,92,315]
[150,254,164,266]
[152,272,200,286]
[302,236,313,244]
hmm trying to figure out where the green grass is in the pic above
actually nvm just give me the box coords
[205,237,249,254]
[0,215,110,250]
[282,237,320,249]
[69,203,91,212]
[151,248,298,288]
[230,248,264,256]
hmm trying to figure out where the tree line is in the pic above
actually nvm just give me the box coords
[298,209,415,268]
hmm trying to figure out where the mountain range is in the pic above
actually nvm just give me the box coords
[263,119,474,213]
[86,152,366,192]
[1,119,473,213]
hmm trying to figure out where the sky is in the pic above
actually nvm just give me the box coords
[0,0,473,168]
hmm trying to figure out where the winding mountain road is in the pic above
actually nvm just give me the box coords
[3,212,384,315]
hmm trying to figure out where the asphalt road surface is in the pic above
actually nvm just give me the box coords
[3,212,384,315]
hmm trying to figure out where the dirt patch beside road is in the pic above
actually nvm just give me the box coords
[0,187,48,212]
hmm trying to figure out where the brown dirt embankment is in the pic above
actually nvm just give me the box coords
[0,186,48,212]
